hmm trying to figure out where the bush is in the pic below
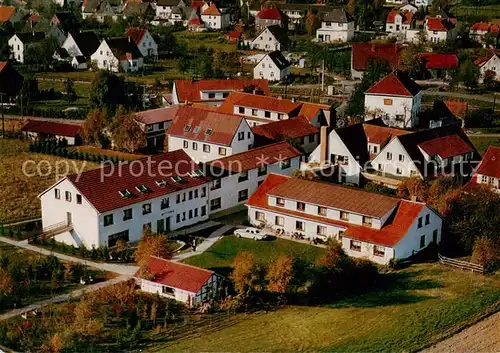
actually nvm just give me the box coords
[471,237,499,270]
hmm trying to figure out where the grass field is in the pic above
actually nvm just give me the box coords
[183,235,324,275]
[0,139,98,223]
[173,31,237,52]
[158,263,500,353]
[68,145,143,161]
[469,135,500,154]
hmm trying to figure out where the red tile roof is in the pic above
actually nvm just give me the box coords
[247,174,429,247]
[251,116,318,140]
[135,106,179,125]
[427,17,450,31]
[256,7,282,20]
[168,106,245,146]
[475,51,498,68]
[189,18,202,25]
[207,141,301,173]
[202,2,221,16]
[365,70,422,97]
[0,61,7,72]
[444,100,468,118]
[136,256,214,293]
[351,43,401,71]
[363,124,410,145]
[61,150,208,213]
[417,135,474,159]
[298,102,330,122]
[476,146,500,178]
[21,120,82,137]
[190,1,204,9]
[470,22,499,33]
[124,27,147,45]
[386,10,399,23]
[218,92,302,115]
[226,30,242,39]
[386,10,412,24]
[174,79,270,103]
[0,6,15,23]
[419,53,459,70]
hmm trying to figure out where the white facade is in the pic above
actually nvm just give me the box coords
[364,91,422,129]
[251,27,284,51]
[90,40,144,72]
[370,138,421,179]
[8,35,38,63]
[155,0,185,19]
[40,179,210,248]
[134,30,158,57]
[232,105,296,125]
[386,13,411,33]
[478,54,500,82]
[61,33,83,57]
[475,173,500,193]
[316,20,355,43]
[414,0,433,7]
[201,13,230,30]
[253,54,290,82]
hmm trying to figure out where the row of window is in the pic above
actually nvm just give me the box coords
[182,140,227,155]
[205,92,229,99]
[175,206,207,223]
[210,189,249,210]
[256,211,338,237]
[417,213,431,228]
[55,189,82,204]
[349,240,386,257]
[236,106,285,120]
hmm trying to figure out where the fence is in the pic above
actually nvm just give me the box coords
[438,253,484,273]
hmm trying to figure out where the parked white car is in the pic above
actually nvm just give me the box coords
[234,227,269,240]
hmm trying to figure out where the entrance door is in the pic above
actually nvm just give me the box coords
[165,217,171,232]
[157,219,165,233]
[66,212,72,225]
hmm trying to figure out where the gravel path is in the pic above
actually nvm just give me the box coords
[422,311,500,353]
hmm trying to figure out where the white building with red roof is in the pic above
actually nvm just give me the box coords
[469,22,499,44]
[475,51,500,82]
[167,106,254,163]
[364,70,423,129]
[385,10,413,34]
[136,256,223,307]
[39,150,211,248]
[124,27,158,57]
[22,120,83,145]
[466,146,500,193]
[255,7,287,32]
[205,141,302,214]
[200,2,230,30]
[135,106,180,150]
[247,174,442,265]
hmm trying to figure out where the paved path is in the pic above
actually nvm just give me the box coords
[422,311,500,353]
[0,275,131,322]
[168,220,221,238]
[173,224,233,261]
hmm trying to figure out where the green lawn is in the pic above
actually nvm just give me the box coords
[183,235,324,275]
[157,263,500,353]
[469,135,500,154]
[173,31,236,52]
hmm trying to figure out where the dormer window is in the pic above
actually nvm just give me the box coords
[119,189,132,198]
[296,202,305,211]
[205,128,213,136]
[156,180,167,187]
[136,184,149,193]
[193,126,201,134]
[276,198,285,206]
[184,125,191,132]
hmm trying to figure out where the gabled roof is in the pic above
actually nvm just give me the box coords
[476,146,500,178]
[190,1,205,10]
[105,37,143,60]
[418,53,459,70]
[135,106,180,125]
[0,6,16,23]
[218,92,302,115]
[475,51,499,68]
[418,135,475,159]
[266,50,290,70]
[69,32,101,57]
[168,106,246,146]
[206,141,301,173]
[365,70,422,97]
[157,0,182,6]
[14,32,45,44]
[298,102,330,122]
[386,10,413,24]
[426,17,453,31]
[322,7,353,23]
[0,61,23,98]
[21,120,82,137]
[201,2,221,15]
[52,11,78,30]
[62,150,208,213]
[174,79,270,103]
[124,27,149,46]
[122,2,153,16]
[351,43,402,71]
[136,256,215,293]
[252,116,318,140]
[264,24,291,47]
[256,7,283,20]
[443,100,468,119]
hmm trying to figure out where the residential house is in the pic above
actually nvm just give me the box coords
[470,22,499,45]
[55,31,101,69]
[135,106,179,150]
[364,70,423,129]
[90,37,144,72]
[39,150,210,248]
[23,17,67,45]
[424,99,468,128]
[121,2,155,21]
[200,3,230,30]
[125,27,158,58]
[253,50,290,81]
[21,120,83,145]
[217,91,303,127]
[172,79,270,106]
[425,17,457,43]
[414,0,433,7]
[315,8,355,43]
[0,61,23,101]
[205,141,302,213]
[418,52,459,79]
[252,117,319,153]
[251,24,291,51]
[8,32,45,63]
[187,17,205,31]
[351,43,402,79]
[167,106,254,163]
[82,0,116,22]
[475,50,500,82]
[465,146,500,193]
[308,120,411,185]
[136,256,223,307]
[155,0,186,19]
[247,174,443,265]
[255,7,287,32]
[385,10,413,36]
[0,5,23,25]
[274,3,333,32]
[297,102,333,128]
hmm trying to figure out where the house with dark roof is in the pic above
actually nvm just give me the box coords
[315,7,354,43]
[136,256,223,307]
[121,2,155,21]
[251,24,290,51]
[22,120,83,145]
[204,141,302,213]
[0,61,23,101]
[253,50,290,82]
[364,70,423,129]
[82,0,116,23]
[351,43,402,79]
[247,174,443,265]
[155,0,186,19]
[275,3,334,32]
[124,27,157,57]
[55,32,101,69]
[465,146,500,194]
[39,150,211,248]
[90,37,144,72]
[8,32,45,63]
[255,7,288,32]
[167,106,254,163]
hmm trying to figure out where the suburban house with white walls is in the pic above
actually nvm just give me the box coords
[167,106,254,163]
[315,8,355,43]
[172,79,270,106]
[425,17,457,43]
[204,141,302,214]
[8,32,45,63]
[469,22,499,44]
[81,0,117,22]
[253,50,291,82]
[414,0,433,7]
[464,146,500,194]
[255,7,287,32]
[155,0,186,19]
[38,150,210,249]
[135,106,180,150]
[200,3,230,30]
[364,70,423,129]
[54,32,101,69]
[251,24,291,51]
[475,51,500,82]
[136,256,223,307]
[252,117,320,153]
[385,10,413,34]
[247,174,443,265]
[90,37,143,72]
[124,27,158,58]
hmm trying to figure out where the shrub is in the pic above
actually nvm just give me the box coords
[471,237,500,272]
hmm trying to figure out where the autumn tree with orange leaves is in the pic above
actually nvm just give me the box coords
[266,255,294,294]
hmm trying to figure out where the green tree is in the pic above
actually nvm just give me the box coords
[401,46,424,78]
[24,37,59,71]
[89,70,127,112]
[64,79,77,102]
[460,59,480,91]
[82,109,110,148]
